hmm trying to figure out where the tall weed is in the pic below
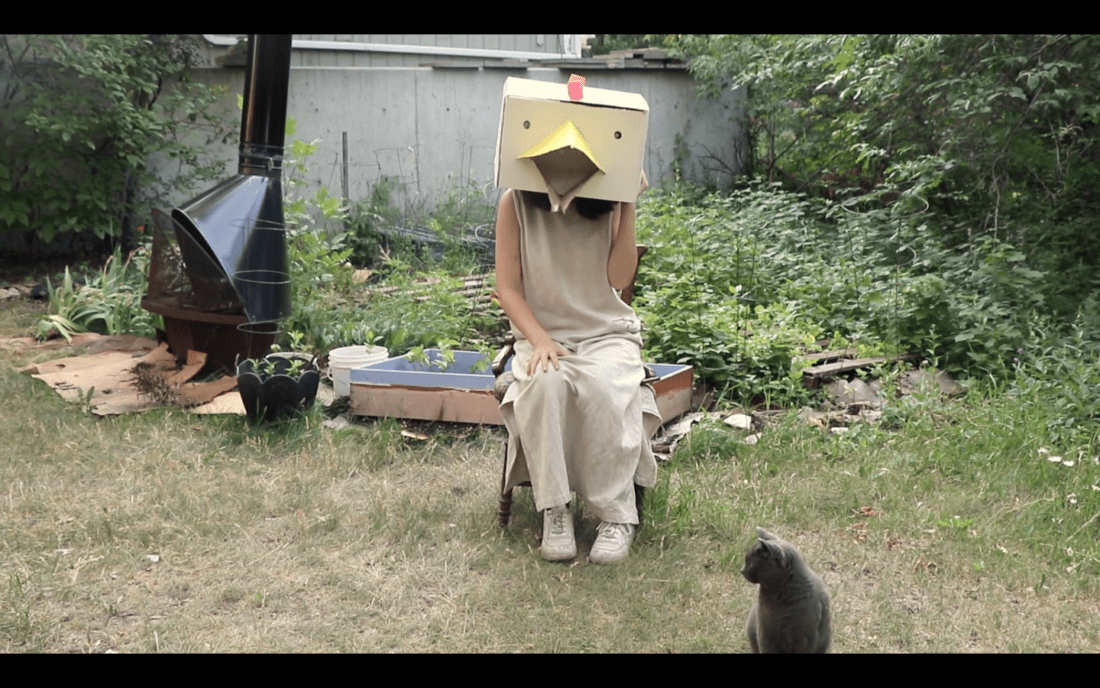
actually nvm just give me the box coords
[37,244,160,341]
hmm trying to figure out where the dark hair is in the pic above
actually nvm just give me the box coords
[526,191,615,220]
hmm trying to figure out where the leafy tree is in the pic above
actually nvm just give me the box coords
[664,35,1099,217]
[0,34,235,258]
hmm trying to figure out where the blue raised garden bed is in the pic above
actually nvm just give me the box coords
[348,348,692,425]
[349,348,507,390]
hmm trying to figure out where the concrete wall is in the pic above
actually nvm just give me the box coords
[174,64,745,219]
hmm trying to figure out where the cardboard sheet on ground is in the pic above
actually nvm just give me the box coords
[20,334,244,416]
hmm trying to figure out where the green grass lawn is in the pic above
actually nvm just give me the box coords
[2,298,1099,653]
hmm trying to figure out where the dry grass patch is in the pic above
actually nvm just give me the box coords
[3,299,1100,652]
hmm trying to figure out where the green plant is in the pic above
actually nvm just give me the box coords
[359,259,501,358]
[402,340,492,374]
[275,130,503,360]
[275,116,359,356]
[635,183,830,405]
[346,177,403,268]
[37,243,161,341]
[632,177,1100,409]
[282,120,348,236]
[244,355,310,380]
[936,515,974,531]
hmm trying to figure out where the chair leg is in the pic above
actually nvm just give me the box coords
[635,484,645,530]
[498,439,512,528]
[498,489,513,528]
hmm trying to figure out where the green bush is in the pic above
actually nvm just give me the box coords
[1,35,234,257]
[633,180,1088,406]
[636,183,844,404]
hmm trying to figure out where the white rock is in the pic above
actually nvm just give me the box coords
[723,413,753,430]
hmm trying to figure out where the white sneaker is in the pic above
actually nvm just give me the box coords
[590,522,634,564]
[540,505,576,561]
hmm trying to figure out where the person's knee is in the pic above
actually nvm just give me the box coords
[526,366,578,401]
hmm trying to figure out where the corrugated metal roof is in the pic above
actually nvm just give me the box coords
[203,35,589,67]
[202,36,684,71]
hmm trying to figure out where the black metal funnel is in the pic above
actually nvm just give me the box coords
[171,34,293,327]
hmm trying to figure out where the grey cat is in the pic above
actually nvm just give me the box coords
[741,526,831,653]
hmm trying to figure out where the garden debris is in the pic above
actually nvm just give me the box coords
[8,331,157,357]
[322,414,352,431]
[651,411,705,458]
[0,285,28,301]
[897,368,964,397]
[129,346,239,408]
[798,403,881,431]
[692,381,716,412]
[650,358,964,456]
[801,346,858,364]
[850,521,868,542]
[723,412,753,430]
[22,335,242,416]
[131,346,206,406]
[801,350,921,388]
[823,377,885,410]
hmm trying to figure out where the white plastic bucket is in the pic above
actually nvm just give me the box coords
[329,345,388,397]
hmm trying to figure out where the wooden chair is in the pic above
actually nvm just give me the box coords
[491,245,656,528]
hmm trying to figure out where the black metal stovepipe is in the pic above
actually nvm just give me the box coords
[238,35,292,177]
[171,34,294,328]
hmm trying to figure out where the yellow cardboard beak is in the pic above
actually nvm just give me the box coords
[519,120,604,211]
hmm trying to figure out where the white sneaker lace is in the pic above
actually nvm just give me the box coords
[596,522,631,543]
[548,508,569,536]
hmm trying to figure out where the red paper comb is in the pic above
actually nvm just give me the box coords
[568,74,585,101]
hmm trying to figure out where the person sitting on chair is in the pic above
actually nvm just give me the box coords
[494,76,660,564]
[495,174,661,563]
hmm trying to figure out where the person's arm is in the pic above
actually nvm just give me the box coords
[607,201,638,291]
[495,189,569,375]
[607,170,648,291]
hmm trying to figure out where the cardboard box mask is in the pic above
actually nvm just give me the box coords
[494,75,649,210]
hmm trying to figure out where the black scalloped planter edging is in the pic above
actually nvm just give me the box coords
[236,353,320,422]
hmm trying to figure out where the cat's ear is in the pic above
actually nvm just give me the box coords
[756,526,776,541]
[760,539,789,568]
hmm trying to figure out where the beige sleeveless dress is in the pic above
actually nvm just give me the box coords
[498,190,662,524]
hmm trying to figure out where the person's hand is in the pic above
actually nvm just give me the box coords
[637,169,649,200]
[528,340,570,376]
